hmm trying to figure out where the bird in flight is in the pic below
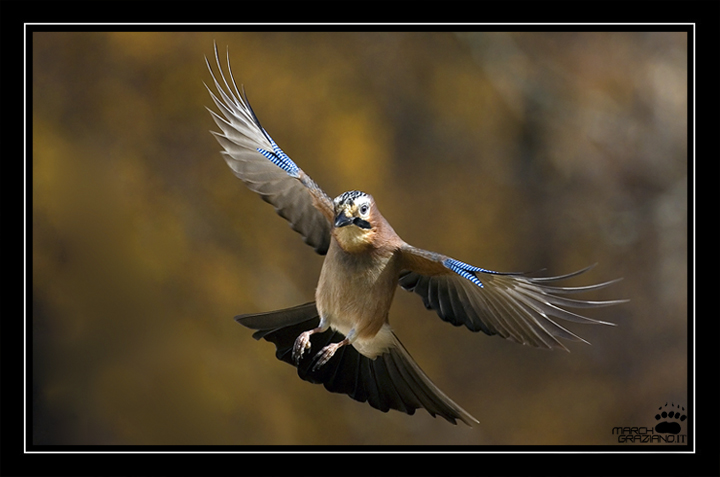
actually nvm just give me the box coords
[205,45,626,426]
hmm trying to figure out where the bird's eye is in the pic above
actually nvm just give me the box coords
[359,204,369,215]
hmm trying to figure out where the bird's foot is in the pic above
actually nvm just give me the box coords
[292,331,314,365]
[311,339,348,372]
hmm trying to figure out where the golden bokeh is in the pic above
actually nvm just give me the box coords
[32,30,688,446]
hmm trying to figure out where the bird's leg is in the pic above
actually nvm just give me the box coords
[292,315,329,364]
[311,328,357,372]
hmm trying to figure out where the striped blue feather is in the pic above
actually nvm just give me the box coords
[256,133,300,178]
[442,258,507,288]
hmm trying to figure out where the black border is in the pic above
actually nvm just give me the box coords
[7,1,719,475]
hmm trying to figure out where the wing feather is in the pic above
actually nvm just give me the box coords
[399,244,627,351]
[206,44,333,254]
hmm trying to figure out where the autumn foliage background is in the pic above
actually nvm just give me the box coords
[32,31,688,445]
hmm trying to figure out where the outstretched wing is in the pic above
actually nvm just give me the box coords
[399,244,627,351]
[236,302,478,426]
[205,44,333,254]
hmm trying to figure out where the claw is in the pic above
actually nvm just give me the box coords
[311,339,349,372]
[292,331,313,364]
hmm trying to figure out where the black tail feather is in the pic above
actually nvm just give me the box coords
[235,302,478,426]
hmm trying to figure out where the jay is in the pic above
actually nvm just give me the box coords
[205,47,626,426]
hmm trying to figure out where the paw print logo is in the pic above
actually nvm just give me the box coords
[654,402,686,434]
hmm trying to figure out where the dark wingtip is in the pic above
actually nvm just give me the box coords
[239,85,274,145]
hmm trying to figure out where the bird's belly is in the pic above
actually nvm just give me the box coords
[317,285,397,359]
[316,241,400,344]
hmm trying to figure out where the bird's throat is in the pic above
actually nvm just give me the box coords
[333,225,373,253]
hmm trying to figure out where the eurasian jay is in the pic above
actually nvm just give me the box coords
[205,47,626,426]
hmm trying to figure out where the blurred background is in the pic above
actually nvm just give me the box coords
[31,31,688,446]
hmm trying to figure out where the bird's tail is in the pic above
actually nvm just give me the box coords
[235,302,478,426]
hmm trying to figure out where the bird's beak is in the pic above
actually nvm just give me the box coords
[334,210,354,228]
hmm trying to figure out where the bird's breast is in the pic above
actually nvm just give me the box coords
[316,239,401,342]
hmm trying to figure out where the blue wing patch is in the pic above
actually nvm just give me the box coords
[256,133,300,178]
[443,258,510,288]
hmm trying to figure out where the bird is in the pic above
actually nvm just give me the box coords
[204,45,627,427]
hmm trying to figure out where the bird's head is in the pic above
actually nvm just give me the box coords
[332,190,377,252]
